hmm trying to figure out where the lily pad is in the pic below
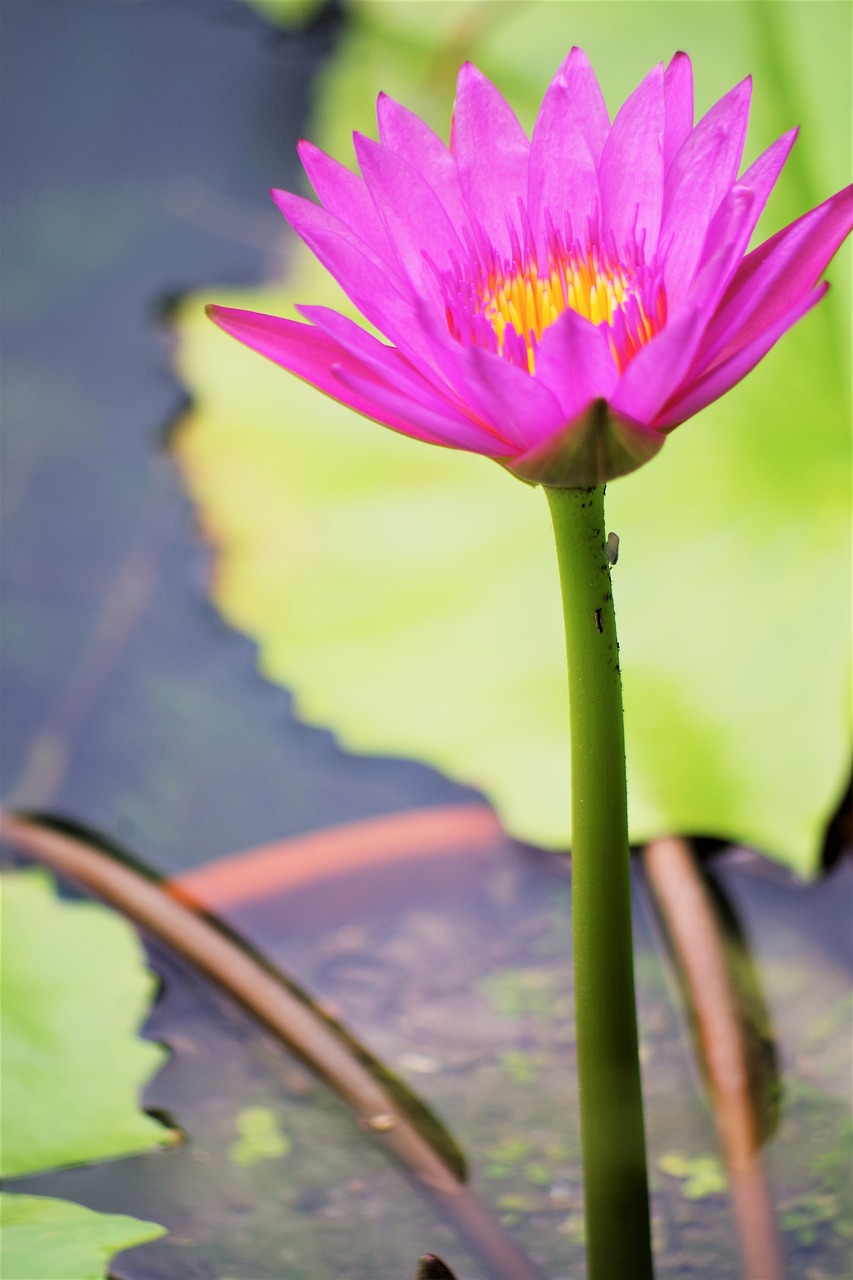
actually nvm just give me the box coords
[0,1193,165,1280]
[229,1104,292,1166]
[174,2,850,874]
[0,868,170,1178]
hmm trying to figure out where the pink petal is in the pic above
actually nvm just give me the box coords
[663,52,693,172]
[403,300,565,451]
[656,283,828,428]
[295,303,463,411]
[598,62,665,253]
[683,131,798,370]
[533,307,619,419]
[660,77,752,304]
[353,133,463,301]
[459,345,566,450]
[691,129,797,291]
[737,127,798,225]
[331,362,513,454]
[610,306,706,425]
[563,47,610,164]
[613,187,756,422]
[272,189,443,378]
[452,61,530,256]
[375,92,467,230]
[296,141,391,256]
[692,185,759,305]
[272,187,402,287]
[206,304,473,447]
[696,183,853,368]
[528,55,599,242]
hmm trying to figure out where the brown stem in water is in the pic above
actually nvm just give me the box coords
[0,811,542,1280]
[643,836,786,1280]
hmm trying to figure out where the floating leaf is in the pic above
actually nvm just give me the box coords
[0,1193,165,1280]
[229,1105,292,1166]
[0,868,170,1178]
[174,2,850,874]
[658,1153,728,1201]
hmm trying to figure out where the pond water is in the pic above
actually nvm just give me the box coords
[7,829,851,1279]
[1,4,851,1279]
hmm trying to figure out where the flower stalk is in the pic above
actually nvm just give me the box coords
[546,483,653,1280]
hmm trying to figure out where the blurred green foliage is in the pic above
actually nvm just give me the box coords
[0,1194,165,1280]
[1,869,169,1177]
[0,870,169,1275]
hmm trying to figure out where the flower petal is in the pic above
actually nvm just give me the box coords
[562,47,610,164]
[613,187,756,422]
[296,140,391,255]
[691,127,798,290]
[458,346,566,451]
[375,92,467,231]
[401,299,564,451]
[610,307,706,425]
[663,52,693,172]
[533,307,619,419]
[528,54,599,242]
[272,187,401,287]
[206,305,471,447]
[660,77,752,304]
[272,189,444,377]
[737,127,798,225]
[696,182,853,368]
[683,129,798,370]
[510,400,665,487]
[332,361,513,454]
[598,62,665,252]
[693,184,759,300]
[295,303,463,410]
[293,308,532,454]
[657,283,828,428]
[452,61,529,255]
[353,132,463,301]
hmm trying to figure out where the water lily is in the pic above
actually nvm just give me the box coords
[207,50,851,1280]
[208,48,851,488]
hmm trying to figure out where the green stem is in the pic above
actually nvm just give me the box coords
[545,484,653,1280]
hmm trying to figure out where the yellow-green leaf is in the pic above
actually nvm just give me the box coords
[0,869,170,1178]
[0,1193,165,1280]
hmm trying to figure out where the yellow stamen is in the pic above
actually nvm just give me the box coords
[479,247,652,373]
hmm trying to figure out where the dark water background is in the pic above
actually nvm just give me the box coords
[1,0,475,876]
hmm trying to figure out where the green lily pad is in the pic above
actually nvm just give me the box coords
[0,868,170,1178]
[0,1193,165,1280]
[173,2,850,875]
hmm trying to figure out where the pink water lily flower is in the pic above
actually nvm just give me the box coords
[209,49,852,487]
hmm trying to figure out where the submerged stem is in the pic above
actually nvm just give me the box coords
[545,484,653,1280]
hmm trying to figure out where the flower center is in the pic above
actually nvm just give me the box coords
[441,226,667,375]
